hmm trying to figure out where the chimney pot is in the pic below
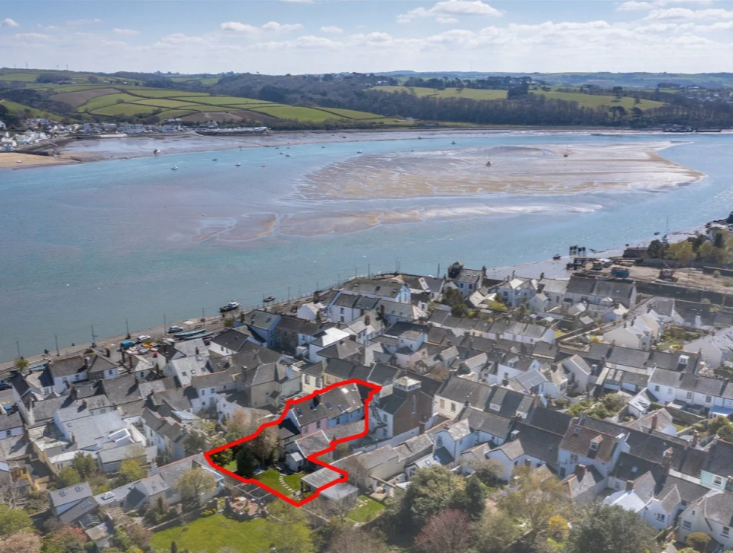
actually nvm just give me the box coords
[575,464,586,479]
[626,479,634,492]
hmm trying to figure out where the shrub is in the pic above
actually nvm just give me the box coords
[686,531,711,552]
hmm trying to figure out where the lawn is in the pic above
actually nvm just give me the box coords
[0,99,59,119]
[151,514,274,553]
[254,468,304,497]
[348,496,385,523]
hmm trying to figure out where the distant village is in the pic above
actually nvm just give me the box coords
[7,234,733,552]
[0,117,267,152]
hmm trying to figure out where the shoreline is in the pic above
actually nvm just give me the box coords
[0,219,716,370]
[1,126,725,170]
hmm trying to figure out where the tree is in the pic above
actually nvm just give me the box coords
[686,532,712,552]
[400,465,466,530]
[414,509,473,553]
[235,446,257,478]
[0,531,41,553]
[565,503,659,553]
[42,526,86,553]
[117,457,145,485]
[176,467,216,507]
[125,521,152,549]
[249,426,279,466]
[472,510,519,553]
[469,457,505,485]
[13,358,28,372]
[71,452,97,479]
[668,241,695,264]
[451,303,470,318]
[57,466,81,488]
[464,477,487,520]
[223,317,235,329]
[0,509,32,537]
[226,408,256,441]
[498,465,568,541]
[183,429,209,454]
[647,239,668,259]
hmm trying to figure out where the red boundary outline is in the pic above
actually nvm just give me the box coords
[204,378,382,507]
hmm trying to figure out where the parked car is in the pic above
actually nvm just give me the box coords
[168,326,183,333]
[136,334,151,343]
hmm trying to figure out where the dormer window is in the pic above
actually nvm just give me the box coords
[590,436,602,451]
[490,403,501,412]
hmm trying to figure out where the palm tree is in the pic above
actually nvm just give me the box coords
[14,357,29,372]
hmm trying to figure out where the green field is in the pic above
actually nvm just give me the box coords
[37,83,393,123]
[91,103,158,117]
[131,98,201,109]
[373,85,666,111]
[80,93,141,112]
[151,515,273,553]
[528,90,665,110]
[374,85,507,101]
[0,99,59,119]
[0,72,43,82]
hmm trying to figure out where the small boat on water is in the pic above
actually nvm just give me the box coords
[553,254,562,260]
[654,231,660,235]
[220,300,240,313]
[235,163,241,167]
[452,141,457,145]
[285,154,291,158]
[212,158,217,161]
[173,328,206,339]
[357,150,362,154]
[171,166,178,170]
[486,161,492,167]
[154,149,161,154]
[264,296,275,303]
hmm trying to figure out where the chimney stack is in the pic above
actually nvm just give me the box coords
[365,313,370,326]
[195,347,200,355]
[575,464,586,479]
[692,430,699,448]
[626,480,634,492]
[651,413,658,431]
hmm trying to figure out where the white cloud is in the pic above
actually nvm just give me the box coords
[15,33,48,40]
[220,21,302,35]
[261,21,303,32]
[617,1,654,10]
[646,7,733,19]
[220,22,259,34]
[68,18,102,25]
[113,28,139,36]
[320,25,344,34]
[1,18,19,27]
[398,0,501,23]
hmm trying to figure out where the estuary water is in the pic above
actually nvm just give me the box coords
[2,131,733,360]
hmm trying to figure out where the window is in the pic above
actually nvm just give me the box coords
[439,398,445,409]
[316,421,321,429]
[451,402,456,412]
[201,389,205,396]
[411,395,417,414]
[686,391,693,399]
[305,375,311,385]
[683,521,692,530]
[5,430,10,437]
[714,476,724,486]
[724,527,730,537]
[654,385,660,392]
[570,454,579,463]
[705,395,712,403]
[340,307,345,314]
[559,468,566,478]
[656,513,665,522]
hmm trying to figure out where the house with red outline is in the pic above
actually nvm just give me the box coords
[204,379,381,507]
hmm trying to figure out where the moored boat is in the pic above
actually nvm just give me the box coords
[220,300,240,313]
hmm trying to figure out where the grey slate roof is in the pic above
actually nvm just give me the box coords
[50,482,92,509]
[0,412,23,431]
[703,439,733,477]
[527,407,573,436]
[560,423,618,463]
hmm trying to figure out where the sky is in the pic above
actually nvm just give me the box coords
[1,0,733,74]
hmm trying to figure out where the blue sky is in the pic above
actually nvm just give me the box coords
[1,0,732,74]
